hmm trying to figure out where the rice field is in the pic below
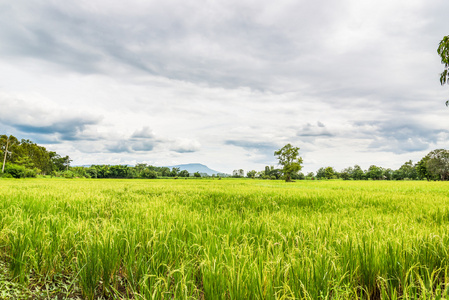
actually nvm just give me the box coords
[0,178,449,299]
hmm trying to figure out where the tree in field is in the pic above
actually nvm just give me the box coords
[160,167,170,177]
[425,149,449,180]
[316,167,326,179]
[366,165,384,180]
[324,166,335,179]
[170,167,180,177]
[383,168,393,180]
[416,157,432,180]
[339,167,352,180]
[398,160,417,180]
[274,144,303,182]
[178,170,189,177]
[246,170,256,179]
[438,35,449,106]
[351,165,365,180]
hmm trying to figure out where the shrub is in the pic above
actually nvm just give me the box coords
[5,164,26,178]
[63,170,75,179]
[141,169,158,179]
[24,168,38,178]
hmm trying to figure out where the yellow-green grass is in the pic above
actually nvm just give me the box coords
[0,178,449,299]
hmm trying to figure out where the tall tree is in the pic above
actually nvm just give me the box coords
[398,160,417,180]
[438,35,449,106]
[324,166,335,179]
[274,144,303,182]
[350,165,365,180]
[426,149,449,180]
[367,165,384,180]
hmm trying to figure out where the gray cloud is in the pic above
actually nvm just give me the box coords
[354,120,448,154]
[0,96,101,141]
[106,141,133,153]
[170,140,201,153]
[4,0,440,96]
[297,122,333,137]
[131,127,154,139]
[106,127,200,154]
[13,117,99,141]
[107,128,158,153]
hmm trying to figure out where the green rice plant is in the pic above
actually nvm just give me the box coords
[1,179,449,298]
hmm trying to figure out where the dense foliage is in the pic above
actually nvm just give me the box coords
[260,148,449,181]
[274,143,303,182]
[438,35,449,105]
[0,135,195,179]
[0,134,69,178]
[70,164,192,179]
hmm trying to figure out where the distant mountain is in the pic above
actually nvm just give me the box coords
[166,163,225,176]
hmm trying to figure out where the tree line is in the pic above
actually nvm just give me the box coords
[0,134,203,179]
[0,135,70,178]
[241,146,449,181]
[2,135,449,181]
[67,164,198,179]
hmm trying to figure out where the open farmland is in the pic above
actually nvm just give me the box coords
[1,179,449,299]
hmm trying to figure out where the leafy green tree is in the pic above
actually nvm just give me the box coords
[270,169,283,179]
[316,167,326,179]
[416,157,432,180]
[306,172,315,180]
[383,168,393,180]
[426,149,449,180]
[194,172,201,178]
[106,165,130,178]
[19,139,52,174]
[438,35,449,106]
[142,169,158,179]
[263,165,281,179]
[160,167,170,177]
[264,166,271,176]
[351,165,365,180]
[170,167,180,177]
[398,160,417,180]
[178,170,189,177]
[274,144,303,182]
[367,165,383,180]
[1,135,19,170]
[324,167,335,179]
[1,135,70,175]
[392,169,404,180]
[86,167,98,178]
[339,168,351,180]
[293,172,305,180]
[246,170,256,178]
[135,163,147,175]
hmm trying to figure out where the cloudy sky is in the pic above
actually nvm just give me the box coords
[1,0,448,174]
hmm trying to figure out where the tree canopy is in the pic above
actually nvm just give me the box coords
[274,144,303,182]
[438,35,449,105]
[1,134,69,177]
